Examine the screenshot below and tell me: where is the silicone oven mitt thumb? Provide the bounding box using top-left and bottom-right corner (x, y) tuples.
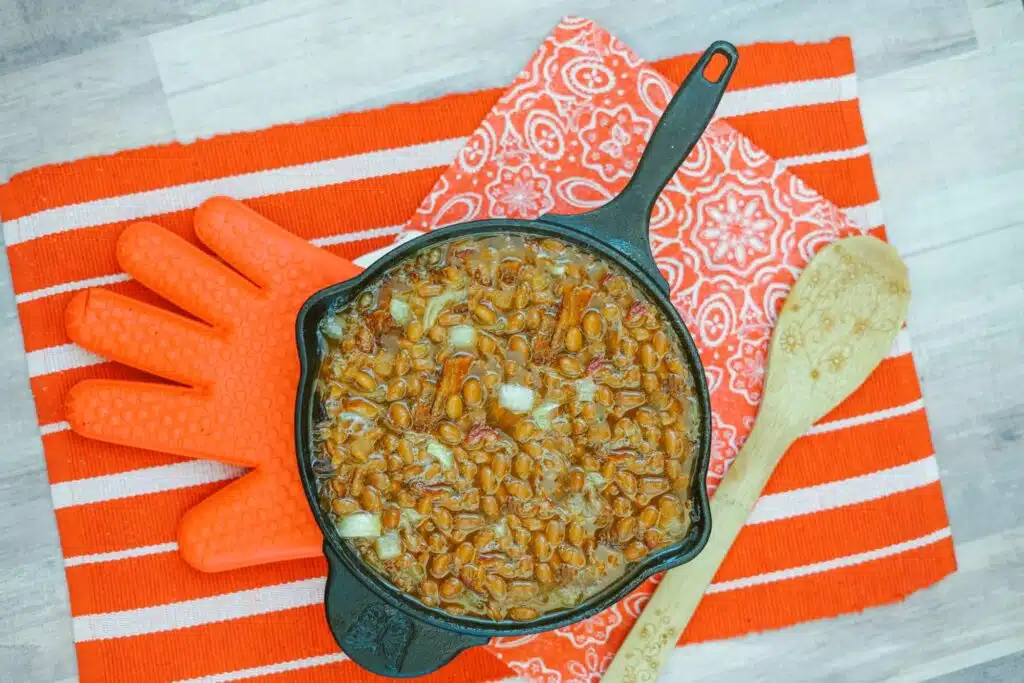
(65, 197), (362, 572)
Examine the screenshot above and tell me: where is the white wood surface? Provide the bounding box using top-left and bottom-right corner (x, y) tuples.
(0, 1), (1021, 681)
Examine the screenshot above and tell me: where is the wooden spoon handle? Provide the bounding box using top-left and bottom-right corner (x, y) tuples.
(601, 422), (793, 683)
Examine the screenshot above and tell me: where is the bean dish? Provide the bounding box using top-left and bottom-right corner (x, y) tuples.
(313, 234), (699, 621)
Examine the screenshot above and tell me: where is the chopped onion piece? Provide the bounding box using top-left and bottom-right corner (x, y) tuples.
(531, 400), (560, 430)
(423, 290), (467, 330)
(449, 324), (477, 348)
(389, 297), (411, 325)
(375, 532), (402, 560)
(401, 508), (424, 527)
(585, 472), (606, 489)
(576, 377), (597, 402)
(426, 439), (455, 470)
(335, 512), (382, 538)
(498, 383), (535, 413)
(321, 315), (344, 340)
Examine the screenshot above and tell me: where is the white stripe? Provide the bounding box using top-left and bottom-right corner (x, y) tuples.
(26, 343), (105, 377)
(807, 399), (925, 436)
(15, 273), (133, 304)
(4, 76), (858, 248)
(706, 527), (951, 593)
(843, 200), (885, 230)
(174, 654), (349, 683)
(714, 73), (857, 119)
(2, 138), (467, 246)
(174, 654), (348, 683)
(747, 456), (939, 524)
(51, 460), (245, 509)
(777, 144), (869, 169)
(309, 223), (404, 247)
(74, 527), (950, 641)
(65, 542), (179, 567)
(73, 577), (325, 642)
(40, 421), (71, 436)
(888, 328), (912, 358)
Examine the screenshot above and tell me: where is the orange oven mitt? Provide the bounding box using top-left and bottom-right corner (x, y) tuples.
(65, 197), (361, 571)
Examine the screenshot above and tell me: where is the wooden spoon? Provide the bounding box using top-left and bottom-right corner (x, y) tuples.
(602, 235), (911, 683)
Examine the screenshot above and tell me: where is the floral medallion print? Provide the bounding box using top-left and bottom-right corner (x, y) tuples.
(566, 648), (615, 683)
(554, 606), (624, 647)
(508, 657), (562, 683)
(401, 16), (864, 681)
(485, 163), (555, 218)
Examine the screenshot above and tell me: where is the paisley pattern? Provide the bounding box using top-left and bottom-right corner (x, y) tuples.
(403, 17), (863, 681)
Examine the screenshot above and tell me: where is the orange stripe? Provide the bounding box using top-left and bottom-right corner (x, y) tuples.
(7, 168), (440, 299)
(655, 38), (854, 92)
(819, 354), (922, 423)
(0, 94), (495, 221)
(74, 606), (509, 683)
(54, 482), (226, 557)
(75, 606), (337, 683)
(718, 482), (950, 581)
(44, 430), (185, 484)
(0, 40), (852, 221)
(726, 100), (867, 160)
(286, 649), (510, 683)
(786, 155), (880, 209)
(766, 411), (935, 494)
(682, 536), (956, 643)
(67, 554), (325, 616)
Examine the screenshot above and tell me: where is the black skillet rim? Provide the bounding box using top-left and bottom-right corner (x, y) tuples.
(295, 217), (713, 638)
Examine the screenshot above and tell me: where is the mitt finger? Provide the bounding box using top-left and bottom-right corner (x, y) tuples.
(178, 468), (322, 572)
(66, 288), (222, 387)
(66, 380), (261, 468)
(193, 196), (360, 290)
(117, 221), (259, 328)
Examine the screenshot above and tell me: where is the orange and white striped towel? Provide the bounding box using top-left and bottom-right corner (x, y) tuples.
(0, 20), (954, 683)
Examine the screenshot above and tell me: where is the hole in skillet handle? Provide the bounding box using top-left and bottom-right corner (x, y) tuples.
(544, 40), (738, 294)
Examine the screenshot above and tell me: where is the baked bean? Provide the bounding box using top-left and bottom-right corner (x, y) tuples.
(513, 527), (532, 549)
(645, 528), (666, 549)
(455, 542), (475, 565)
(331, 498), (359, 516)
(532, 532), (553, 562)
(615, 517), (636, 542)
(478, 333), (497, 355)
(484, 575), (507, 600)
(462, 377), (483, 405)
(567, 521), (585, 547)
(557, 355), (583, 378)
(545, 520), (564, 545)
(369, 472), (390, 491)
(445, 395), (464, 420)
(474, 304), (497, 325)
(623, 540), (648, 562)
(612, 496), (632, 517)
(440, 576), (464, 600)
(565, 327), (583, 353)
(432, 508), (453, 532)
(438, 422), (463, 445)
(640, 505), (659, 528)
(595, 385), (614, 407)
(406, 319), (423, 342)
(567, 469), (585, 492)
(381, 507), (401, 530)
(481, 495), (500, 518)
(506, 311), (527, 334)
(420, 579), (439, 607)
(559, 545), (586, 567)
(658, 495), (682, 526)
(582, 310), (603, 338)
(430, 554), (452, 578)
(505, 478), (532, 500)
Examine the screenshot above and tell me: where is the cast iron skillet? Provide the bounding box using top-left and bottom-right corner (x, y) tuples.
(295, 40), (737, 678)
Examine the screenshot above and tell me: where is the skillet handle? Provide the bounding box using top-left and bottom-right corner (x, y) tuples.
(322, 542), (488, 678)
(549, 41), (738, 293)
